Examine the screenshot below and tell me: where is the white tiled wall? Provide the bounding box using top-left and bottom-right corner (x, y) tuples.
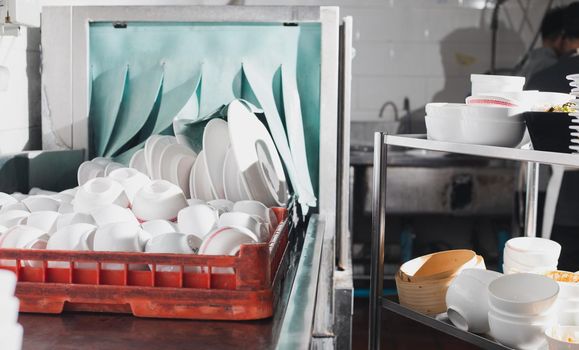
(0, 0), (574, 153)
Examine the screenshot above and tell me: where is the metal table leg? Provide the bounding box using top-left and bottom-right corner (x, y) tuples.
(525, 162), (540, 238)
(369, 132), (387, 350)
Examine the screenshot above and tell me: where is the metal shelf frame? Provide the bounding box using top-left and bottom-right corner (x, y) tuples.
(368, 133), (579, 350)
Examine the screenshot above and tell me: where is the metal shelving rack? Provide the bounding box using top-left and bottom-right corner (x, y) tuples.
(368, 133), (579, 350)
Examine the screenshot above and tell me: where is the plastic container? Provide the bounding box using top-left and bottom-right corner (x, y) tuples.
(0, 208), (289, 320)
(470, 74), (525, 95)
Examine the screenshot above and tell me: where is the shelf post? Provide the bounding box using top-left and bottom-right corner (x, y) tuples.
(369, 132), (387, 350)
(524, 162), (540, 237)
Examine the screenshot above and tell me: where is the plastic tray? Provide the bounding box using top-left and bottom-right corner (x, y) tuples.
(0, 208), (290, 320)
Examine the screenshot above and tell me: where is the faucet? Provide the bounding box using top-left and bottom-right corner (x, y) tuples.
(378, 101), (399, 121)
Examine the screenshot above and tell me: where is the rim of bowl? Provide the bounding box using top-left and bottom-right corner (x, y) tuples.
(488, 273), (559, 305)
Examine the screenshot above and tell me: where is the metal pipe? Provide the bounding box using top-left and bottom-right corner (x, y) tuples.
(369, 132), (387, 350)
(525, 162), (540, 237)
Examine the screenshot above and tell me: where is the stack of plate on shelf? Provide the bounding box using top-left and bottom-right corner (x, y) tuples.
(567, 74), (579, 154)
(394, 249), (485, 316)
(0, 270), (22, 350)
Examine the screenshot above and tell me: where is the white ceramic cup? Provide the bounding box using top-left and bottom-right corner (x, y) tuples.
(233, 200), (275, 234)
(93, 222), (151, 270)
(108, 167), (151, 203)
(22, 196), (60, 212)
(0, 296), (19, 325)
(0, 269), (17, 296)
(73, 177), (130, 214)
(177, 204), (219, 238)
(132, 180), (188, 222)
(26, 211), (61, 235)
(141, 220), (177, 238)
(505, 237), (561, 266)
(46, 223), (97, 268)
(445, 269), (503, 334)
(0, 210), (29, 227)
(77, 160), (105, 186)
(218, 212), (262, 242)
(90, 204), (138, 227)
(145, 233), (201, 272)
(56, 212), (95, 230)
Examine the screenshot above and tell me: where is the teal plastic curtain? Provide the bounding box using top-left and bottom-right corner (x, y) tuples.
(88, 22), (321, 205)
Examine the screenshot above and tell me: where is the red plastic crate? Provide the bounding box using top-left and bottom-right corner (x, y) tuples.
(0, 208), (290, 320)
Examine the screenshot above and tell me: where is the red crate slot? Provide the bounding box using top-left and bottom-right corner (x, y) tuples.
(0, 207), (290, 320)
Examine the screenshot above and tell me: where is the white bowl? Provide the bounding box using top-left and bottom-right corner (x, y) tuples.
(93, 222), (151, 270)
(177, 204), (218, 239)
(425, 115), (525, 147)
(47, 223), (97, 268)
(504, 247), (559, 271)
(132, 180), (187, 222)
(77, 160), (105, 186)
(26, 211), (61, 235)
(73, 178), (129, 214)
(506, 237), (561, 265)
(90, 204), (138, 227)
(0, 193), (18, 210)
(546, 326), (579, 349)
(144, 233), (200, 272)
(108, 167), (151, 203)
(446, 269), (503, 334)
(468, 91), (574, 111)
(141, 219), (177, 237)
(426, 103), (525, 122)
(22, 196), (60, 212)
(218, 212), (262, 242)
(503, 261), (558, 275)
(207, 199), (234, 215)
(0, 210), (29, 227)
(489, 310), (552, 350)
(56, 212), (95, 230)
(488, 273), (559, 315)
(471, 74), (525, 95)
(199, 226), (258, 273)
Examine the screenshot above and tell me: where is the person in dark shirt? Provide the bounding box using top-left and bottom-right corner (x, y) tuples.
(518, 6), (566, 81)
(525, 3), (579, 271)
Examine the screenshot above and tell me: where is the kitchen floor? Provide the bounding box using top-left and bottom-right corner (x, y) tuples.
(352, 298), (479, 350)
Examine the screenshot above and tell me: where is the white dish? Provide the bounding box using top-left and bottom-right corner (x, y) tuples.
(145, 135), (177, 180)
(103, 162), (125, 176)
(446, 269), (503, 334)
(506, 237), (561, 265)
(129, 149), (148, 175)
(108, 167), (151, 203)
(202, 119), (230, 199)
(141, 219), (177, 237)
(191, 151), (217, 201)
(0, 193), (18, 210)
(145, 233), (200, 272)
(0, 225), (49, 267)
(159, 144), (196, 197)
(199, 226), (258, 273)
(0, 210), (29, 227)
(46, 223), (96, 268)
(546, 326), (579, 349)
(90, 204), (138, 226)
(56, 212), (95, 230)
(207, 199), (234, 215)
(0, 202), (28, 214)
(488, 273), (559, 315)
(222, 147), (251, 202)
(227, 100), (288, 207)
(217, 212), (261, 242)
(427, 103), (525, 122)
(93, 222), (151, 270)
(467, 91), (574, 110)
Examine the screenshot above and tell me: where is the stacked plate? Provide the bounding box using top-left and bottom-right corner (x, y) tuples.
(566, 74), (579, 153)
(0, 270), (22, 350)
(395, 249), (485, 316)
(129, 100), (288, 207)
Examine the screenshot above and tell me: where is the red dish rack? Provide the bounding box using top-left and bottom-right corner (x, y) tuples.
(0, 208), (289, 320)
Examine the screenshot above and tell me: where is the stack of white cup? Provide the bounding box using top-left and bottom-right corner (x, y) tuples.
(0, 270), (22, 350)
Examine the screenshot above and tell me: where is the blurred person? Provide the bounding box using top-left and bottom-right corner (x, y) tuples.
(518, 6), (566, 81)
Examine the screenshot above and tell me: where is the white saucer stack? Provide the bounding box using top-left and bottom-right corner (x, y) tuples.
(0, 270), (22, 350)
(566, 74), (579, 153)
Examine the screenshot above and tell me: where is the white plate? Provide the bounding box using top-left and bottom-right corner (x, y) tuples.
(227, 100), (287, 207)
(146, 136), (177, 180)
(202, 119), (230, 199)
(191, 150), (216, 201)
(159, 143), (197, 195)
(223, 147), (251, 202)
(129, 149), (148, 175)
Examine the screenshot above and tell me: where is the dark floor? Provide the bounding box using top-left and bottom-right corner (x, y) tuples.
(352, 298), (480, 350)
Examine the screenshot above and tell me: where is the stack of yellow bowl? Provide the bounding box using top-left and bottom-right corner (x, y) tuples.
(395, 249), (484, 316)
